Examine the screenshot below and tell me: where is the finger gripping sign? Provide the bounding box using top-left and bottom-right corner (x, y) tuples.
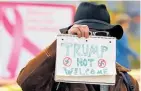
(55, 34), (117, 85)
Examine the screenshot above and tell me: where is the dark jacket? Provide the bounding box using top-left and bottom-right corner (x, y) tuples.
(17, 40), (139, 91)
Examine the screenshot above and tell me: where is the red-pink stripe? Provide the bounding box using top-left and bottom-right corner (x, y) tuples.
(0, 7), (41, 78)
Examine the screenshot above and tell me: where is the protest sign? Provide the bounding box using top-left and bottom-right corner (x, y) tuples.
(55, 34), (116, 85)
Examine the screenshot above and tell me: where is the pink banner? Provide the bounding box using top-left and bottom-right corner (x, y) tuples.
(0, 2), (75, 79)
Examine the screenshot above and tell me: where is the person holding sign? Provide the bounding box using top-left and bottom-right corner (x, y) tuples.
(17, 2), (139, 91)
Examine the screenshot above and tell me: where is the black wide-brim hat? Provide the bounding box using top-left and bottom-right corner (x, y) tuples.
(61, 2), (123, 39)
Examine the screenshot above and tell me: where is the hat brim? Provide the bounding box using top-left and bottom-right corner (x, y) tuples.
(74, 19), (123, 39)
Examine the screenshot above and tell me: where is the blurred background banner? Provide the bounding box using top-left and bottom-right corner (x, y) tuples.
(0, 2), (75, 79)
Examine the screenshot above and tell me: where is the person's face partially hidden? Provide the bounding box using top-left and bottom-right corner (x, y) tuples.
(89, 29), (111, 37)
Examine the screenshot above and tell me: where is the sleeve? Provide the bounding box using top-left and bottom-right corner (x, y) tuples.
(126, 47), (139, 59)
(129, 74), (140, 91)
(117, 35), (139, 60)
(119, 42), (139, 60)
(17, 40), (56, 91)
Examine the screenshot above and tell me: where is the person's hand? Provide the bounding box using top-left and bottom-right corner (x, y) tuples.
(68, 24), (90, 38)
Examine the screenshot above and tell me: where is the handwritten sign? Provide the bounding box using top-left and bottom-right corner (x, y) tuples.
(55, 34), (116, 84)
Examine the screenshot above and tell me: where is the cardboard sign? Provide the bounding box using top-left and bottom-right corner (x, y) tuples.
(0, 2), (75, 79)
(55, 34), (116, 85)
